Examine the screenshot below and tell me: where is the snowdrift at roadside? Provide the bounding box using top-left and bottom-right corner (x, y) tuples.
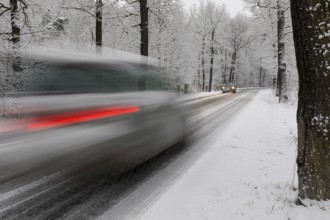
(141, 89), (330, 220)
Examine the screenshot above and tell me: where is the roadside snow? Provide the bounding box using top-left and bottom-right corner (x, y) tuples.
(140, 89), (330, 220)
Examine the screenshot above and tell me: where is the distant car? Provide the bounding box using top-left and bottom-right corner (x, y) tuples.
(221, 83), (237, 93)
(0, 49), (186, 177)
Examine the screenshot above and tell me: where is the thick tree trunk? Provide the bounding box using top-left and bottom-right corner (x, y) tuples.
(95, 0), (102, 55)
(276, 0), (287, 102)
(139, 0), (148, 56)
(291, 0), (330, 200)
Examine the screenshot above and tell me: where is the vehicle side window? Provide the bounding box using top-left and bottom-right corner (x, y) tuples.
(100, 67), (138, 93)
(48, 67), (101, 93)
(146, 73), (162, 90)
(20, 60), (168, 95)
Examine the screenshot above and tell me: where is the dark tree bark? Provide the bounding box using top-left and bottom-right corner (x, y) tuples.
(223, 49), (228, 84)
(201, 35), (206, 92)
(291, 0), (330, 200)
(259, 66), (263, 87)
(10, 0), (20, 46)
(262, 69), (266, 86)
(95, 0), (102, 55)
(276, 0), (287, 102)
(139, 0), (148, 56)
(209, 29), (215, 92)
(10, 0), (22, 73)
(198, 53), (201, 91)
(228, 51), (237, 83)
(137, 0), (149, 91)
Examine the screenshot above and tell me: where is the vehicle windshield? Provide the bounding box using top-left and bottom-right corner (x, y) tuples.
(225, 83), (235, 87)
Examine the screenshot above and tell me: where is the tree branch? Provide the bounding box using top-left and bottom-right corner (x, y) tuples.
(0, 3), (10, 16)
(61, 6), (101, 21)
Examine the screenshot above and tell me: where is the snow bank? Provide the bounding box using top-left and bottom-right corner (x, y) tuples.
(141, 89), (330, 220)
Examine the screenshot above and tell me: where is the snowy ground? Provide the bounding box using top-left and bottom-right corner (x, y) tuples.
(140, 89), (330, 220)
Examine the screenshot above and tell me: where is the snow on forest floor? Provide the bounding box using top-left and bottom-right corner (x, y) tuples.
(140, 89), (330, 220)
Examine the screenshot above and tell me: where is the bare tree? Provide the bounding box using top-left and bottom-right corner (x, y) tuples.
(191, 1), (209, 92)
(191, 1), (228, 91)
(228, 14), (250, 83)
(246, 0), (290, 101)
(207, 3), (226, 92)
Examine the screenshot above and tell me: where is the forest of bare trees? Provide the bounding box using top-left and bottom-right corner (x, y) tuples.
(0, 0), (298, 95)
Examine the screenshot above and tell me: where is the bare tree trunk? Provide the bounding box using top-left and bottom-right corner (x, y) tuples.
(209, 29), (215, 92)
(201, 35), (206, 92)
(229, 52), (237, 83)
(276, 0), (287, 102)
(139, 0), (148, 56)
(137, 0), (149, 91)
(10, 0), (21, 73)
(262, 69), (266, 86)
(259, 66), (263, 87)
(291, 0), (330, 201)
(156, 16), (162, 68)
(95, 0), (102, 55)
(10, 0), (20, 46)
(223, 49), (227, 84)
(198, 53), (201, 91)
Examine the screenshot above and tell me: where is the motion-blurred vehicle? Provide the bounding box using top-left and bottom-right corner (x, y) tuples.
(221, 83), (237, 93)
(0, 49), (186, 178)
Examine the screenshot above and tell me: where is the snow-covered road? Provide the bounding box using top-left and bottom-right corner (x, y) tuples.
(0, 88), (256, 219)
(1, 89), (327, 220)
(96, 89), (258, 220)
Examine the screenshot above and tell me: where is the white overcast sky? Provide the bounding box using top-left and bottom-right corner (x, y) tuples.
(182, 0), (248, 17)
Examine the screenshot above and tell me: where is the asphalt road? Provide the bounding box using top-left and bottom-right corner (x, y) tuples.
(0, 88), (259, 220)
